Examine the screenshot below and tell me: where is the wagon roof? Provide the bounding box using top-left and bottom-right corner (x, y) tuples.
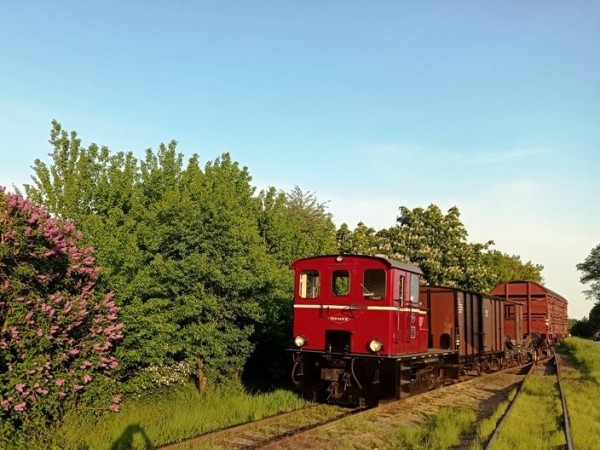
(421, 284), (504, 300)
(492, 279), (568, 304)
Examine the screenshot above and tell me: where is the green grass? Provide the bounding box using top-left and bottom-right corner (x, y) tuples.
(488, 375), (565, 450)
(53, 382), (309, 449)
(467, 389), (517, 450)
(557, 337), (600, 450)
(36, 337), (600, 449)
(310, 405), (478, 450)
(385, 406), (477, 450)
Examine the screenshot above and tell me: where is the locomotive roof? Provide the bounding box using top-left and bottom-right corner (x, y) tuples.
(292, 254), (423, 275)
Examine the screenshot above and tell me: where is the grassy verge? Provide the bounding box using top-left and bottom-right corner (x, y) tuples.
(54, 382), (309, 449)
(557, 337), (600, 450)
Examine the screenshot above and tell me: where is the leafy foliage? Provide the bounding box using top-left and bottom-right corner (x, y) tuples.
(336, 205), (543, 293)
(120, 152), (272, 383)
(571, 244), (600, 336)
(481, 250), (544, 286)
(340, 205), (495, 292)
(0, 188), (122, 445)
(259, 186), (337, 265)
(389, 205), (493, 290)
(576, 243), (600, 302)
(24, 122), (338, 391)
(336, 222), (380, 255)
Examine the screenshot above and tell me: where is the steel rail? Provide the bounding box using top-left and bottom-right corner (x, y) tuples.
(244, 405), (365, 450)
(555, 353), (574, 450)
(156, 403), (357, 450)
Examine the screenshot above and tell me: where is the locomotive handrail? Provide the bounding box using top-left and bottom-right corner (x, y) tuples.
(350, 358), (363, 389)
(344, 303), (367, 311)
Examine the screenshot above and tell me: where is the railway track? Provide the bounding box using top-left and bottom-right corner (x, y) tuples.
(262, 363), (531, 449)
(158, 362), (535, 450)
(157, 403), (362, 450)
(484, 355), (573, 450)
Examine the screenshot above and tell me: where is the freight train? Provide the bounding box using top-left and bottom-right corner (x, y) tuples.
(288, 254), (568, 407)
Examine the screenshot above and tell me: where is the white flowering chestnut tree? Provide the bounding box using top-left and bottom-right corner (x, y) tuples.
(0, 188), (123, 443)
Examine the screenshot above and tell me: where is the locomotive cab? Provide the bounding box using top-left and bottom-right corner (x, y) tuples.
(289, 255), (445, 406)
(291, 255), (427, 356)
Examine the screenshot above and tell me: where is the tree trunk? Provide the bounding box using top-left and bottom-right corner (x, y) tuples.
(195, 359), (208, 393)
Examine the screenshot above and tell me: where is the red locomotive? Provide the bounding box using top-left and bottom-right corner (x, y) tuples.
(289, 254), (565, 406)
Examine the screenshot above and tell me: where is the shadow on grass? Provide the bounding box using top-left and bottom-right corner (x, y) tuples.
(557, 341), (600, 386)
(110, 424), (153, 450)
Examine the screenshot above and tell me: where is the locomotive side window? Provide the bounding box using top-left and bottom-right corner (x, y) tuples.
(394, 275), (405, 303)
(362, 269), (385, 300)
(332, 270), (350, 296)
(410, 273), (420, 304)
(299, 270), (320, 299)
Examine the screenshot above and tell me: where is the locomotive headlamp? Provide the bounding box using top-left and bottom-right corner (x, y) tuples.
(369, 339), (383, 353)
(294, 335), (307, 348)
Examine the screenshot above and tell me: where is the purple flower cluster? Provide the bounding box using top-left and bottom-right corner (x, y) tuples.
(0, 188), (124, 432)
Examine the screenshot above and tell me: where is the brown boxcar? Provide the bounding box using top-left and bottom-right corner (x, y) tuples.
(420, 286), (504, 359)
(491, 280), (568, 340)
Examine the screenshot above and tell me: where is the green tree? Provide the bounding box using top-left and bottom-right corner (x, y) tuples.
(576, 243), (600, 302)
(572, 244), (600, 337)
(567, 318), (578, 333)
(24, 122), (287, 389)
(336, 222), (380, 255)
(481, 250), (544, 288)
(25, 120), (142, 295)
(259, 186), (336, 265)
(378, 204), (493, 291)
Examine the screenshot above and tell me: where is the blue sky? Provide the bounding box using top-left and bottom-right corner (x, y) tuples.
(1, 1), (598, 319)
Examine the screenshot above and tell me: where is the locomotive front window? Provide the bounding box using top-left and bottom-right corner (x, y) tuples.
(362, 269), (385, 300)
(332, 270), (350, 296)
(299, 270), (320, 299)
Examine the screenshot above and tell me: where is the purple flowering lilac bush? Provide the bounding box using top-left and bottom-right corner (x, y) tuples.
(0, 187), (123, 443)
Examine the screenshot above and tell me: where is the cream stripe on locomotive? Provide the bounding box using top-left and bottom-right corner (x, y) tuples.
(293, 304), (427, 313)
